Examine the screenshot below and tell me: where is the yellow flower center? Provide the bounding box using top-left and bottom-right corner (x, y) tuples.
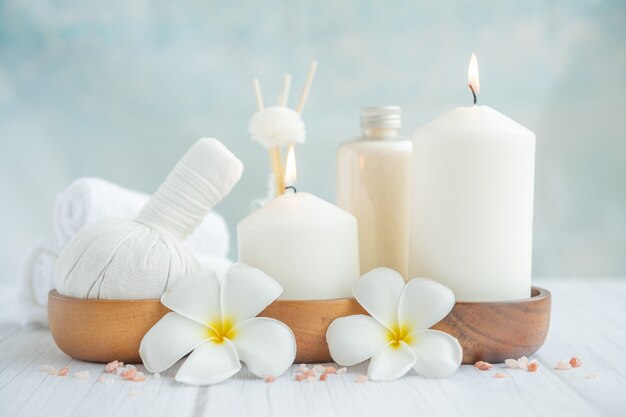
(387, 323), (413, 348)
(206, 318), (237, 343)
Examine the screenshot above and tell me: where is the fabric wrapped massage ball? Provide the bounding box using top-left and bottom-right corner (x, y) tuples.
(53, 138), (243, 300)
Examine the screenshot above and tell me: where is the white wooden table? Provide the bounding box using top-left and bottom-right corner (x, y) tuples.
(1, 278), (625, 417)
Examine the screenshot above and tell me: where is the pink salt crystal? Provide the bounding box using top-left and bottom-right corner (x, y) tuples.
(74, 371), (90, 380)
(325, 366), (337, 374)
(306, 375), (315, 382)
(556, 361), (572, 370)
(336, 367), (347, 375)
(121, 365), (137, 380)
(504, 359), (519, 369)
(97, 376), (106, 382)
(527, 361), (539, 372)
(298, 364), (308, 370)
(319, 373), (328, 381)
(132, 372), (146, 382)
(494, 372), (507, 379)
(58, 367), (69, 376)
(295, 374), (306, 382)
(569, 357), (582, 368)
(474, 361), (493, 371)
(105, 360), (122, 373)
(517, 356), (529, 371)
(355, 374), (368, 383)
(264, 375), (276, 383)
(313, 365), (326, 375)
(303, 370), (315, 378)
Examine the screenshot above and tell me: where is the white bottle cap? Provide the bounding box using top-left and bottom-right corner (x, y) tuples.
(360, 106), (402, 129)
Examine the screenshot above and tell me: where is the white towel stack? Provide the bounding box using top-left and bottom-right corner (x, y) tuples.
(19, 239), (60, 326)
(21, 166), (235, 326)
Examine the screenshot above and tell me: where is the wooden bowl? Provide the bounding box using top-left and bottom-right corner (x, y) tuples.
(432, 287), (551, 363)
(48, 291), (170, 365)
(48, 287), (550, 364)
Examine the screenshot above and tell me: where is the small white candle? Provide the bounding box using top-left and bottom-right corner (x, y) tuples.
(409, 54), (535, 301)
(238, 146), (360, 300)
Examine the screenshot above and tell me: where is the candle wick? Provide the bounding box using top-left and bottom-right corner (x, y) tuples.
(284, 186), (297, 193)
(469, 84), (477, 106)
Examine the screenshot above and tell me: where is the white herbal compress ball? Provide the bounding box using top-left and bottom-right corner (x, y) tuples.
(54, 138), (243, 300)
(248, 106), (305, 148)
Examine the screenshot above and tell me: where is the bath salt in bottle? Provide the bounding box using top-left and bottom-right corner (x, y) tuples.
(336, 106), (412, 278)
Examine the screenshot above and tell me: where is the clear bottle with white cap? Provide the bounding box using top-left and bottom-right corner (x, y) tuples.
(336, 106), (412, 279)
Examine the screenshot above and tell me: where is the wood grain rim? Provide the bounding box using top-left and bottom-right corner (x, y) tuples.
(451, 287), (549, 305)
(48, 286), (550, 307)
(48, 286), (551, 364)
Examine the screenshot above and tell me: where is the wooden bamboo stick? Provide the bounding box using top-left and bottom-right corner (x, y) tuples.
(295, 61), (318, 114)
(269, 147), (284, 195)
(252, 78), (265, 110)
(278, 74), (292, 107)
(253, 78), (284, 197)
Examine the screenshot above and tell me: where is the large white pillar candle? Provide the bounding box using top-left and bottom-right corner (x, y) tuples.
(238, 147), (360, 300)
(409, 55), (535, 301)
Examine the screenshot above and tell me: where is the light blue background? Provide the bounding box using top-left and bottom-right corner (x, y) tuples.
(1, 0), (624, 283)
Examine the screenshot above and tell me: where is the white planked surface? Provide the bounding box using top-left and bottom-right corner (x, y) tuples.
(1, 278), (625, 417)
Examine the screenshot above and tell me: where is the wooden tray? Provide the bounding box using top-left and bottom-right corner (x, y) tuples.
(48, 287), (550, 365)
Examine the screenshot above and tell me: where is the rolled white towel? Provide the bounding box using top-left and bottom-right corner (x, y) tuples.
(183, 212), (229, 259)
(53, 177), (147, 247)
(19, 239), (60, 327)
(195, 255), (232, 282)
(53, 177), (230, 258)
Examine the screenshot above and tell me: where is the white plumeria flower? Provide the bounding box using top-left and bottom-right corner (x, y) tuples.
(326, 268), (462, 381)
(139, 264), (296, 385)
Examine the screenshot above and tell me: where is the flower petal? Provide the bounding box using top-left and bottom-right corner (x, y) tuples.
(326, 314), (390, 366)
(397, 278), (455, 331)
(229, 317), (296, 378)
(175, 339), (241, 385)
(408, 329), (463, 378)
(221, 263), (282, 324)
(353, 268), (405, 329)
(161, 270), (221, 327)
(367, 341), (416, 381)
(139, 312), (210, 373)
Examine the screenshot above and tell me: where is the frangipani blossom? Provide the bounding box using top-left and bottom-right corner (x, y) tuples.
(139, 264), (296, 385)
(326, 268), (462, 381)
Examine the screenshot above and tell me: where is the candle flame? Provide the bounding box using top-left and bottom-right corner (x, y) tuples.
(284, 145), (297, 186)
(468, 53), (480, 94)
